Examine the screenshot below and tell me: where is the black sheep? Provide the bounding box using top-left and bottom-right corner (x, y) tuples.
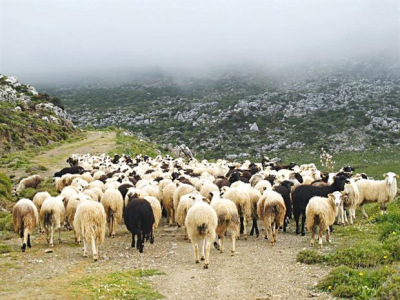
(273, 180), (294, 232)
(292, 175), (348, 236)
(123, 197), (155, 253)
(54, 166), (84, 177)
(118, 183), (134, 203)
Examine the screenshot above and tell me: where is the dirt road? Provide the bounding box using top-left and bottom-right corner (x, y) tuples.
(0, 221), (333, 300)
(30, 131), (116, 177)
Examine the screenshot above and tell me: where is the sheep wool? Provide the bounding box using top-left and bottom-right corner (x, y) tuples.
(13, 199), (39, 252)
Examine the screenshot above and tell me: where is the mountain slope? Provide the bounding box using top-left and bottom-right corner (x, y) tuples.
(0, 75), (78, 152)
(41, 57), (400, 160)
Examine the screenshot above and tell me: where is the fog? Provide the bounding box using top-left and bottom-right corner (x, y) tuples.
(1, 0), (398, 83)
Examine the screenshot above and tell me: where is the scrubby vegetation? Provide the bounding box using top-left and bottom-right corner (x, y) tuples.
(72, 269), (165, 299)
(297, 199), (400, 299)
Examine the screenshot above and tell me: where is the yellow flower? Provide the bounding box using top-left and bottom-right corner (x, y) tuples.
(393, 231), (397, 235)
(359, 272), (364, 276)
(384, 255), (388, 259)
(328, 286), (332, 290)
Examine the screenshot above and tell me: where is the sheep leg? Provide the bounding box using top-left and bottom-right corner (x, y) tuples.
(150, 229), (154, 244)
(294, 212), (300, 235)
(318, 223), (323, 248)
(239, 217), (244, 234)
(204, 241), (211, 269)
(50, 226), (54, 247)
(21, 228), (29, 252)
(326, 228), (331, 244)
(131, 233), (136, 248)
(58, 227), (62, 243)
(137, 231), (142, 252)
(111, 215), (115, 238)
(46, 227), (50, 244)
(273, 222), (277, 242)
(27, 233), (31, 248)
(243, 217), (248, 240)
(268, 224), (274, 245)
(310, 224), (315, 247)
(380, 203), (387, 215)
(301, 214), (306, 236)
(184, 227), (188, 241)
(83, 238), (88, 257)
(200, 239), (205, 261)
(92, 236), (98, 261)
(193, 243), (200, 263)
(219, 235), (224, 253)
(169, 208), (174, 226)
(349, 208), (354, 225)
(361, 204), (369, 218)
(231, 231), (236, 255)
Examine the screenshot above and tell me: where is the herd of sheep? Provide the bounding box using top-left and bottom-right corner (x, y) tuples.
(12, 153), (398, 269)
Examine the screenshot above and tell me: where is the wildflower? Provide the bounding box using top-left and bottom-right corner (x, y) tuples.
(393, 231), (397, 235)
(328, 286), (332, 290)
(384, 255), (388, 259)
(359, 272), (364, 276)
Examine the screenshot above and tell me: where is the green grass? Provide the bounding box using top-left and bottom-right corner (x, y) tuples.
(72, 269), (165, 299)
(0, 213), (13, 232)
(297, 199), (400, 299)
(0, 172), (12, 200)
(112, 129), (168, 157)
(0, 244), (12, 254)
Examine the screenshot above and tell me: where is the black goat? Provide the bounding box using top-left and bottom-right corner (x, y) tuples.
(273, 181), (294, 232)
(54, 166), (84, 177)
(292, 175), (348, 236)
(123, 196), (155, 253)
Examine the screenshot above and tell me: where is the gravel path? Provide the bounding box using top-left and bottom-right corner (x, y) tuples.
(0, 220), (334, 299)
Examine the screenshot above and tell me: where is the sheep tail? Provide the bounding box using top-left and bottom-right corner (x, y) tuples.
(44, 211), (52, 227)
(314, 214), (320, 225)
(231, 212), (239, 227)
(20, 220), (24, 238)
(273, 205), (278, 216)
(197, 223), (208, 234)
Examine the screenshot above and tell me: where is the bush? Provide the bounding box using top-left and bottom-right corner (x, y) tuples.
(317, 266), (395, 299)
(296, 249), (324, 264)
(0, 213), (13, 231)
(0, 244), (12, 254)
(0, 172), (12, 200)
(377, 273), (400, 300)
(18, 188), (36, 200)
(326, 240), (392, 268)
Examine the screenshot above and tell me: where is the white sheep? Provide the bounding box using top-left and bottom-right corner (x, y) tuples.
(176, 193), (201, 239)
(40, 196), (66, 247)
(32, 191), (51, 233)
(185, 198), (218, 269)
(200, 182), (219, 201)
(356, 172), (398, 218)
(306, 192), (342, 248)
(254, 180), (272, 194)
(338, 180), (360, 225)
(161, 182), (177, 226)
(221, 187), (251, 240)
(66, 193), (91, 242)
(12, 199), (39, 252)
(257, 189), (286, 246)
(173, 184), (196, 214)
(144, 196), (162, 229)
(73, 200), (106, 261)
(100, 188), (124, 238)
(210, 191), (239, 254)
(55, 174), (73, 193)
(15, 175), (42, 195)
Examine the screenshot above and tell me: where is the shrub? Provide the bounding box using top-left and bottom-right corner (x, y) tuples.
(0, 172), (12, 200)
(296, 250), (324, 264)
(0, 213), (13, 231)
(18, 188), (36, 200)
(317, 266), (394, 299)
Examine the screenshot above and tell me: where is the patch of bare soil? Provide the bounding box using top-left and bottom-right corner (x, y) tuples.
(0, 219), (334, 300)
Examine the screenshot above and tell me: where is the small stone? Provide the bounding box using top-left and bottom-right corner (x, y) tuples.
(45, 249), (53, 253)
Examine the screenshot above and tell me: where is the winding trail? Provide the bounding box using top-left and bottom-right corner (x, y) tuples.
(30, 131), (116, 177)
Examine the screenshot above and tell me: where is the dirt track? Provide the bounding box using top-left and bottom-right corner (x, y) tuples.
(0, 131), (334, 299)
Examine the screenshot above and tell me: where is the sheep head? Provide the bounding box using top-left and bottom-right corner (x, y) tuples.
(384, 172), (397, 185)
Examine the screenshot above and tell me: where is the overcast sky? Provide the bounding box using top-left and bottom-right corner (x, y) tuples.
(0, 0), (399, 83)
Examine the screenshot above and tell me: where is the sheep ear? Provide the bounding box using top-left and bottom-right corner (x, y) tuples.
(397, 174), (399, 179)
(263, 186), (267, 190)
(383, 173), (387, 178)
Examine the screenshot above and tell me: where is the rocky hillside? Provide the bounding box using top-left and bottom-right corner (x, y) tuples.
(41, 57), (400, 160)
(0, 75), (77, 152)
